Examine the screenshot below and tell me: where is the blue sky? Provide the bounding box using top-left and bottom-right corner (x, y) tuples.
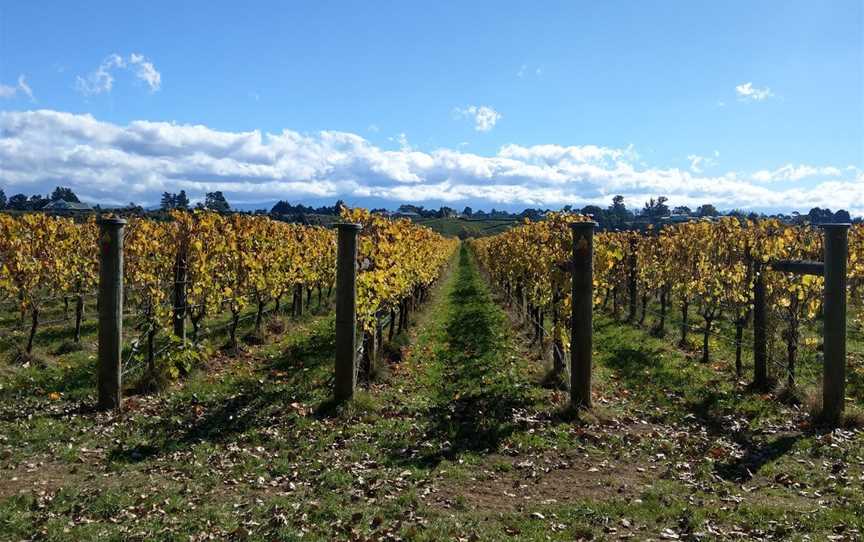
(1, 1), (862, 212)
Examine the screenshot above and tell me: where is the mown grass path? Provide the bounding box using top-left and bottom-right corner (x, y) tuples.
(400, 244), (545, 466)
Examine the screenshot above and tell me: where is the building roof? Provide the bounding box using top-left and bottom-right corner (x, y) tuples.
(43, 200), (93, 211)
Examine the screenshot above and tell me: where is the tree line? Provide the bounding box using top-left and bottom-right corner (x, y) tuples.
(0, 186), (857, 227)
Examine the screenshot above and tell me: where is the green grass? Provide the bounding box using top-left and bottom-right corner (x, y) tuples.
(412, 216), (517, 237)
(1, 245), (863, 540)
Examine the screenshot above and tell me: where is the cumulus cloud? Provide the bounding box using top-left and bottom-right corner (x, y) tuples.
(686, 151), (719, 173)
(751, 164), (845, 183)
(735, 82), (773, 102)
(0, 75), (35, 101)
(0, 109), (862, 214)
(455, 105), (502, 132)
(76, 53), (162, 95)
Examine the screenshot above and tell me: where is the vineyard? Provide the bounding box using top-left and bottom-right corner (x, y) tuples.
(1, 210), (864, 540)
(472, 215), (864, 412)
(0, 209), (455, 395)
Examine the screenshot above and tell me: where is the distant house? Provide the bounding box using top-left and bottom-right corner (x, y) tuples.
(661, 214), (692, 225)
(42, 200), (93, 215)
(393, 211), (420, 219)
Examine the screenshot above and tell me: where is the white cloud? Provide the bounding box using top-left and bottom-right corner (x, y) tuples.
(16, 76), (34, 101)
(686, 151), (719, 173)
(517, 64), (542, 79)
(455, 105), (502, 132)
(128, 53), (161, 91)
(0, 109), (862, 214)
(735, 82), (773, 102)
(0, 74), (36, 101)
(76, 53), (162, 95)
(0, 84), (17, 99)
(752, 163), (846, 183)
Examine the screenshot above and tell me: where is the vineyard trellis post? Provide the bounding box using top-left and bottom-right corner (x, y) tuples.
(335, 222), (361, 401)
(97, 217), (126, 411)
(570, 221), (597, 409)
(822, 223), (849, 425)
(173, 242), (188, 343)
(752, 263), (768, 390)
(769, 223), (849, 425)
(627, 236), (637, 322)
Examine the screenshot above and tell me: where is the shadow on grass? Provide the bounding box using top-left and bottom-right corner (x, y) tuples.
(392, 245), (536, 468)
(108, 318), (336, 464)
(603, 339), (806, 482)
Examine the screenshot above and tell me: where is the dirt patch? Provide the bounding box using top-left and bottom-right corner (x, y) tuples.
(425, 453), (656, 513)
(0, 460), (81, 499)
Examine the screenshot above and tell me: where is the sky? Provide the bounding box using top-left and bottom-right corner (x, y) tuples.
(0, 0), (862, 213)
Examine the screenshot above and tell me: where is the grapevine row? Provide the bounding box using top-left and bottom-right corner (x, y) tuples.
(0, 209), (455, 382)
(471, 215), (864, 389)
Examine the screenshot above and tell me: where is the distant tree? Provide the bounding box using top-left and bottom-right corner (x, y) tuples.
(519, 208), (543, 221)
(608, 195), (634, 227)
(125, 202), (144, 215)
(8, 193), (28, 210)
(642, 196), (670, 220)
(580, 205), (605, 221)
(807, 207), (837, 225)
(696, 204), (719, 217)
(562, 205), (573, 213)
(462, 206), (473, 217)
(29, 194), (49, 210)
(672, 205), (691, 216)
(204, 191), (230, 213)
(835, 209), (852, 223)
(271, 200), (303, 215)
(437, 206), (456, 218)
(160, 192), (177, 211)
(50, 186), (80, 203)
(176, 190), (190, 210)
(0, 188), (6, 210)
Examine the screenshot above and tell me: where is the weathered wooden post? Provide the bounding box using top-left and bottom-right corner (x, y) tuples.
(335, 222), (361, 401)
(97, 217), (126, 411)
(570, 221), (596, 409)
(627, 237), (638, 322)
(172, 242), (187, 343)
(822, 223), (849, 425)
(752, 263), (769, 390)
(769, 223), (850, 425)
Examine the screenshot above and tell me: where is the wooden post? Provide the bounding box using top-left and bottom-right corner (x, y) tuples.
(172, 243), (187, 343)
(335, 223), (361, 401)
(570, 221), (596, 409)
(752, 263), (768, 390)
(822, 223), (849, 424)
(97, 217), (126, 411)
(627, 237), (637, 322)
